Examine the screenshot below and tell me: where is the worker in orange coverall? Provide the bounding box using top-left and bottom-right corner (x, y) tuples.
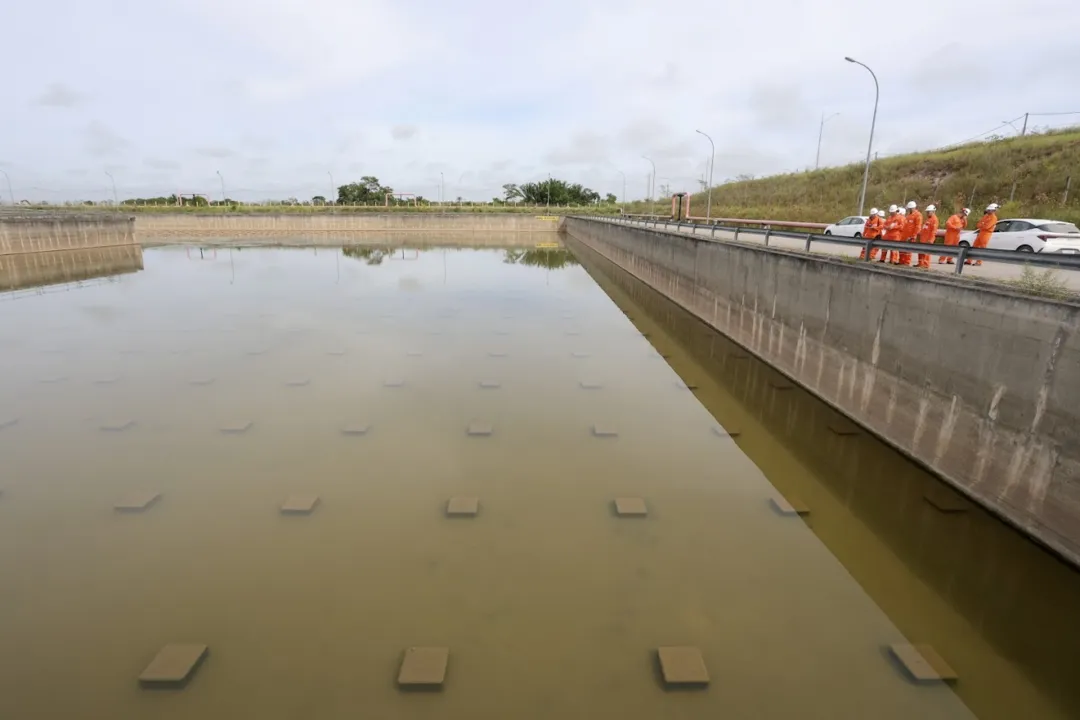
(900, 201), (922, 267)
(881, 205), (903, 263)
(858, 208), (884, 260)
(971, 203), (999, 266)
(939, 208), (970, 264)
(916, 204), (939, 269)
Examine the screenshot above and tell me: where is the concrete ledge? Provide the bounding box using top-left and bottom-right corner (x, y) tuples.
(565, 217), (1080, 566)
(0, 212), (136, 255)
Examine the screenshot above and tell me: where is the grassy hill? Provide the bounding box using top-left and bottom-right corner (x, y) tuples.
(670, 128), (1080, 225)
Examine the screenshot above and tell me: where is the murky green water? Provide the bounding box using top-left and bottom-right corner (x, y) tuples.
(0, 240), (1070, 719)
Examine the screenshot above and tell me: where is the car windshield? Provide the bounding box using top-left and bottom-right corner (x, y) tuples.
(1038, 222), (1080, 234)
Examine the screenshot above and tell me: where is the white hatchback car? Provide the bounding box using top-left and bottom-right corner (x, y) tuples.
(823, 216), (870, 237)
(958, 218), (1080, 254)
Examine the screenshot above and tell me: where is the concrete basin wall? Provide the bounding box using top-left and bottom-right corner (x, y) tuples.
(0, 213), (136, 254)
(565, 216), (1080, 565)
(136, 212), (565, 240)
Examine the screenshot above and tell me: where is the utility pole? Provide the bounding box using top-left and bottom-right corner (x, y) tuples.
(1021, 113), (1029, 136)
(642, 156), (656, 214)
(845, 57), (879, 217)
(616, 169), (626, 205)
(815, 112), (839, 170)
(104, 170), (118, 205)
(215, 170), (226, 204)
(0, 169), (13, 205)
(328, 171), (334, 204)
(695, 130), (715, 221)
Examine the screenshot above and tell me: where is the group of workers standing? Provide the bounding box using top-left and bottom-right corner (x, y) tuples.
(857, 202), (999, 268)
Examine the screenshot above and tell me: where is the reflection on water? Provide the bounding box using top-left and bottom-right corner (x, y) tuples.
(0, 245), (143, 295)
(0, 244), (976, 719)
(573, 237), (1080, 720)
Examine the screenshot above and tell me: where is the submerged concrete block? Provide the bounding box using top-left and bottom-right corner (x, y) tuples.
(0, 417), (19, 430)
(591, 425), (618, 438)
(446, 497), (479, 517)
(284, 378), (311, 387)
(712, 425), (741, 438)
(115, 492), (161, 512)
(614, 497), (647, 517)
(383, 379), (406, 388)
(770, 496), (810, 516)
(139, 644), (208, 687)
(340, 423), (371, 436)
(579, 381), (603, 390)
(467, 422), (493, 437)
(187, 377), (216, 386)
(100, 420), (136, 432)
(281, 495), (319, 514)
(220, 421), (254, 434)
(889, 644), (957, 682)
(657, 647), (709, 687)
(397, 647), (449, 687)
(478, 381), (501, 390)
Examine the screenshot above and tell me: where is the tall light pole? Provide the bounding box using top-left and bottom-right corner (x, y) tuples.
(815, 112), (840, 170)
(641, 155), (656, 214)
(0, 169), (13, 205)
(695, 130), (715, 221)
(845, 56), (878, 217)
(616, 169), (626, 205)
(440, 171), (444, 206)
(104, 170), (118, 205)
(328, 171), (335, 204)
(215, 170), (226, 205)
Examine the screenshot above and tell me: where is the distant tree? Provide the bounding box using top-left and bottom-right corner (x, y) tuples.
(605, 193), (617, 204)
(312, 195), (327, 205)
(516, 178), (600, 205)
(337, 176), (393, 205)
(502, 183), (523, 202)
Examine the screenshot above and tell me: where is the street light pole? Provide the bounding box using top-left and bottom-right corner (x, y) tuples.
(0, 169), (13, 205)
(815, 112), (839, 170)
(328, 171), (334, 204)
(104, 170), (118, 206)
(616, 169), (626, 205)
(695, 130), (715, 221)
(845, 57), (878, 217)
(642, 155), (656, 214)
(215, 170), (226, 205)
(440, 172), (444, 207)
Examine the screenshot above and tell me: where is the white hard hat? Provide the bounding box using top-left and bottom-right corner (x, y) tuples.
(899, 208), (906, 215)
(926, 204), (936, 212)
(905, 201), (917, 210)
(877, 210), (886, 217)
(869, 207), (879, 216)
(962, 208), (971, 215)
(888, 204), (898, 213)
(986, 203), (999, 211)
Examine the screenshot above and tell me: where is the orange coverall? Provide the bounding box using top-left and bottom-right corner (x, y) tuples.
(882, 213), (903, 263)
(858, 215), (885, 260)
(973, 211), (997, 266)
(916, 213), (939, 269)
(939, 213), (967, 264)
(900, 209), (922, 266)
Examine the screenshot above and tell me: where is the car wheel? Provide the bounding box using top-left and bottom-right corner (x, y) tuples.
(824, 230), (832, 235)
(958, 241), (970, 248)
(1017, 245), (1033, 253)
(854, 232), (862, 238)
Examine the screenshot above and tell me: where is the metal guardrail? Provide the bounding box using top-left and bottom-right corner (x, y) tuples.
(597, 216), (1080, 276)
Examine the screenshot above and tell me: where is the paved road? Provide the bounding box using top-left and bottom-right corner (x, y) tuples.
(624, 220), (1080, 292)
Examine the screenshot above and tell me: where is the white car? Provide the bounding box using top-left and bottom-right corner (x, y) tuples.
(958, 218), (1080, 254)
(823, 216), (870, 237)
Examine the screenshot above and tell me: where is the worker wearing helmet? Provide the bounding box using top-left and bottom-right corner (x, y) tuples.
(859, 208), (885, 261)
(900, 200), (921, 267)
(971, 203), (999, 266)
(916, 204), (939, 269)
(939, 208), (970, 264)
(881, 205), (903, 263)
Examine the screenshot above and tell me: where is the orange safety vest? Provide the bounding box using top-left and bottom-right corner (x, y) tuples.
(883, 214), (903, 241)
(976, 212), (997, 244)
(944, 214), (967, 244)
(863, 215), (884, 239)
(903, 210), (923, 240)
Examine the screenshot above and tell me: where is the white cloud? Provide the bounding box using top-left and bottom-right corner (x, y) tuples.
(34, 82), (86, 108)
(83, 121), (129, 157)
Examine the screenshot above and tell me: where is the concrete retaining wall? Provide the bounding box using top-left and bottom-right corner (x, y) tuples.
(136, 213), (564, 240)
(565, 217), (1080, 565)
(0, 213), (136, 255)
(0, 245), (144, 292)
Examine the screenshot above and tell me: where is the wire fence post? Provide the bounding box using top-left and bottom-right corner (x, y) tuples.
(1064, 175), (1072, 206)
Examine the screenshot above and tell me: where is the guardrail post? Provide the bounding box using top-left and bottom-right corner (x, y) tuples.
(711, 223), (716, 238)
(955, 246), (967, 275)
(734, 227), (740, 242)
(804, 233), (813, 252)
(764, 227), (771, 246)
(862, 238), (874, 260)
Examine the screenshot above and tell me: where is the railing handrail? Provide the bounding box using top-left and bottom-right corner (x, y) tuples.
(578, 215), (1080, 277)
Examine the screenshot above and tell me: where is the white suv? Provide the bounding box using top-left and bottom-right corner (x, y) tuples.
(823, 216), (870, 238)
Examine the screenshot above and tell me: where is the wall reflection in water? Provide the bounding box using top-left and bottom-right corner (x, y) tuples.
(574, 238), (1080, 720)
(0, 246), (144, 296)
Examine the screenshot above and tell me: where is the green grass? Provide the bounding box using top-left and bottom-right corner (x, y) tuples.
(1003, 266), (1076, 300)
(629, 127), (1080, 225)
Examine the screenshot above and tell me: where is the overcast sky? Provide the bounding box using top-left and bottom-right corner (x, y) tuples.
(2, 0), (1078, 203)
